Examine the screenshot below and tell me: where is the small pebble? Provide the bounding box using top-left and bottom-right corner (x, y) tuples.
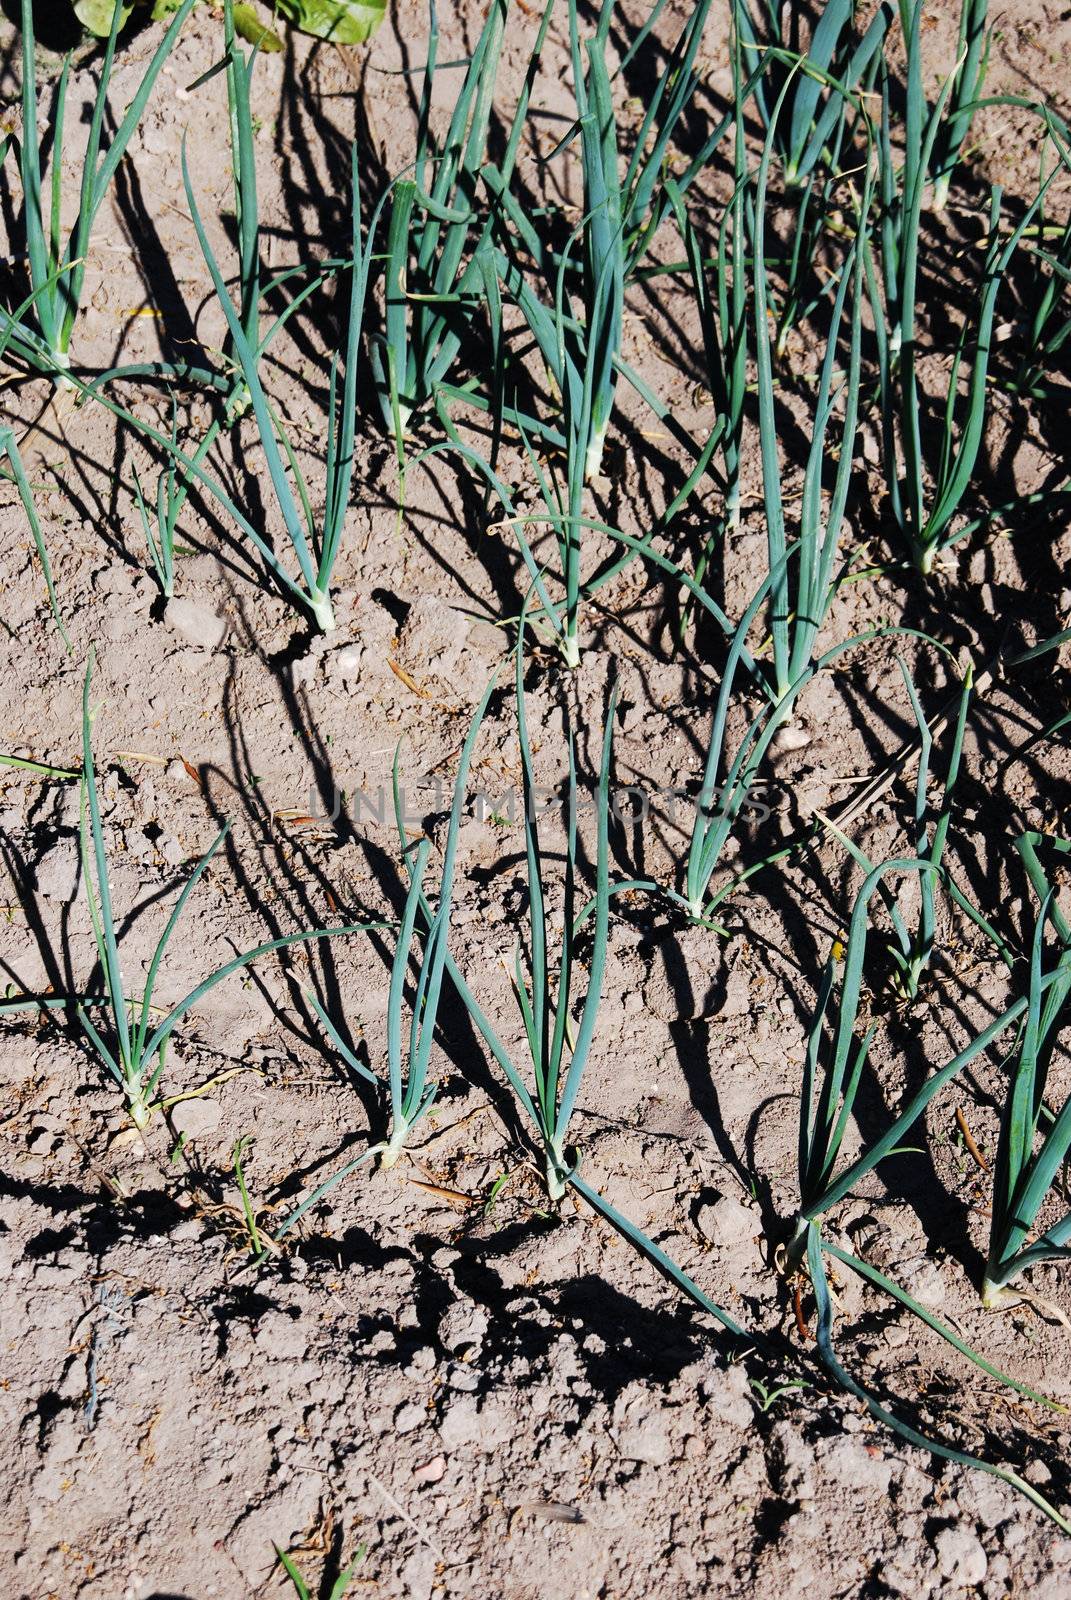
(412, 1454), (447, 1485)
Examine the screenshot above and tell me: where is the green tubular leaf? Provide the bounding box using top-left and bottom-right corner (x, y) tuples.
(578, 23), (623, 480)
(49, 59), (69, 282)
(131, 459), (161, 589)
(0, 753), (77, 779)
(179, 141), (319, 603)
(388, 838), (431, 1128)
(412, 0), (440, 193)
(996, 1231), (1071, 1284)
(1015, 830), (1071, 943)
(276, 1548), (312, 1600)
(133, 824), (231, 1062)
(818, 1023), (876, 1197)
(232, 1135), (261, 1254)
(381, 180), (417, 430)
(320, 143), (369, 587)
(64, 0), (197, 353)
(807, 1224), (1071, 1534)
(554, 682), (617, 1144)
(513, 938), (543, 1101)
(77, 1002), (124, 1087)
(799, 955), (834, 1187)
(792, 3), (892, 183)
(571, 1172), (748, 1340)
(305, 988), (380, 1088)
(752, 67), (800, 694)
(516, 597), (551, 1131)
(2, 431), (69, 650)
(992, 931), (1071, 1280)
(823, 1239), (1064, 1410)
(808, 963), (1071, 1219)
(546, 730), (578, 1113)
(274, 0), (386, 45)
(893, 19), (966, 558)
(224, 0), (261, 348)
(140, 922), (388, 1068)
(19, 0), (58, 352)
(0, 993), (104, 1015)
(930, 0), (990, 195)
(786, 0), (851, 172)
(900, 658), (936, 953)
(81, 653), (132, 1078)
(989, 986), (1038, 1273)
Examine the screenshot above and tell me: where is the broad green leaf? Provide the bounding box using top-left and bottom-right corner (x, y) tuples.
(233, 3), (284, 50)
(75, 0), (132, 35)
(274, 0), (386, 46)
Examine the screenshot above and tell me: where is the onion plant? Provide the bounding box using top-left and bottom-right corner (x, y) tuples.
(180, 139), (371, 630)
(790, 856), (1037, 1239)
(735, 0), (891, 185)
(792, 857), (1071, 1531)
(131, 0), (264, 598)
(753, 77), (874, 701)
(392, 610), (747, 1339)
(805, 1228), (1071, 1533)
(817, 659), (973, 1000)
(305, 676), (496, 1171)
(678, 563), (915, 926)
(792, 860), (1070, 1389)
(373, 0), (720, 464)
(59, 653), (377, 1127)
(277, 1545), (364, 1600)
(1011, 155), (1071, 399)
(982, 833), (1071, 1309)
(679, 115), (929, 931)
(475, 1), (625, 665)
(867, 37), (1060, 573)
(472, 615), (614, 1201)
(911, 0), (990, 211)
(2, 0), (195, 381)
(373, 0), (513, 439)
(662, 21), (748, 534)
(471, 4), (771, 661)
(255, 680), (496, 1257)
(615, 0), (717, 265)
(478, 238), (727, 663)
(1, 426), (68, 649)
